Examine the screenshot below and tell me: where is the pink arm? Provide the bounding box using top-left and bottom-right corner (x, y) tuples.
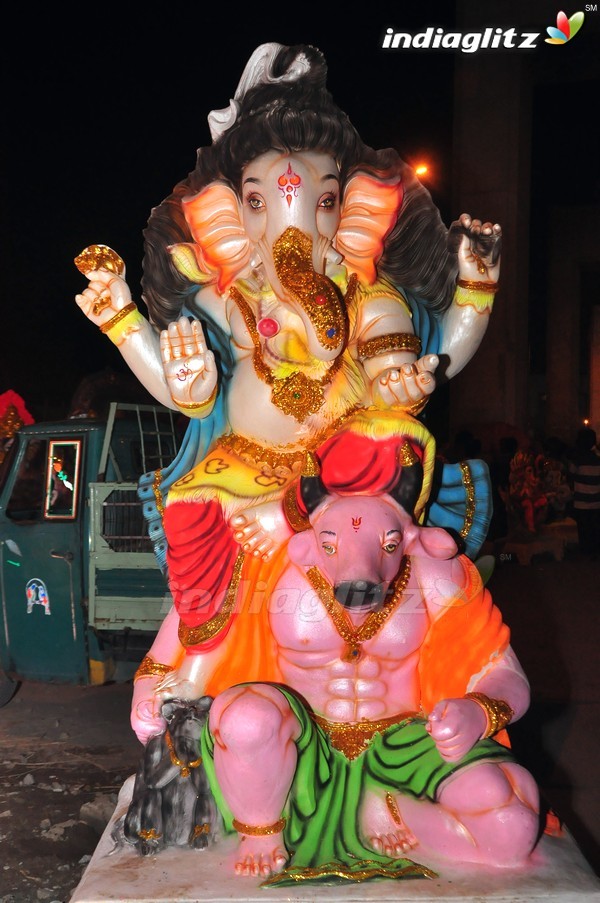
(130, 606), (185, 744)
(428, 648), (530, 762)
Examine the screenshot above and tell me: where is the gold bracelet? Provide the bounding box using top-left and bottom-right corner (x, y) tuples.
(99, 302), (138, 333)
(105, 308), (145, 346)
(232, 816), (286, 836)
(465, 692), (514, 738)
(457, 279), (499, 293)
(174, 385), (218, 414)
(134, 654), (175, 682)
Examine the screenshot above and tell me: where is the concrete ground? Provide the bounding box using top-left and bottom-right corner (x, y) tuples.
(0, 545), (598, 902)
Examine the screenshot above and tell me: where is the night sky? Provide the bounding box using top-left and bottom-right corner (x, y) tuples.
(2, 3), (598, 421)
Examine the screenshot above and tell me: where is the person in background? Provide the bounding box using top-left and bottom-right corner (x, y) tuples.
(567, 427), (600, 559)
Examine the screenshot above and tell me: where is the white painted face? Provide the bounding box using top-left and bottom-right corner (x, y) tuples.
(240, 150), (341, 275)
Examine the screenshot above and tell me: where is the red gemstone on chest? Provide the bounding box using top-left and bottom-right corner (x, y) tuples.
(257, 317), (280, 337)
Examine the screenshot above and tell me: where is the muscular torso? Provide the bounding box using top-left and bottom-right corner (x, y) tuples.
(269, 567), (431, 722)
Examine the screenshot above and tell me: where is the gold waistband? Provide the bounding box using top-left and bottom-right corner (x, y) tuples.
(310, 711), (419, 761)
(217, 432), (307, 475)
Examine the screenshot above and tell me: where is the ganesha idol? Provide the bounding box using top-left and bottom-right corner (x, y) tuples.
(72, 43), (538, 882)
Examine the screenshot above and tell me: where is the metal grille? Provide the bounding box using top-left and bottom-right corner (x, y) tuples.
(100, 489), (153, 553)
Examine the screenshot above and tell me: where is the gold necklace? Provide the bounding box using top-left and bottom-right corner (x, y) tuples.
(164, 729), (202, 778)
(229, 277), (357, 423)
(306, 556), (411, 663)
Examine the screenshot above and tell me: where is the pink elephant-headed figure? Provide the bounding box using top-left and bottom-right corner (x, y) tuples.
(198, 414), (540, 882)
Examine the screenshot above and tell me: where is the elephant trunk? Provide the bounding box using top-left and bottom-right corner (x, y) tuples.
(272, 227), (347, 358)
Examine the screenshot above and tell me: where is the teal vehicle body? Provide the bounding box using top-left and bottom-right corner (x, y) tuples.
(0, 403), (180, 685)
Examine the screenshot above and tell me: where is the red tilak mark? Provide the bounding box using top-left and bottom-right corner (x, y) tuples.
(278, 162), (301, 207)
(352, 517), (362, 532)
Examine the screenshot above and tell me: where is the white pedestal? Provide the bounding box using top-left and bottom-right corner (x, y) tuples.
(71, 776), (600, 903)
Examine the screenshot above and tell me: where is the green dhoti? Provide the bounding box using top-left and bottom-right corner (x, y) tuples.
(200, 685), (514, 886)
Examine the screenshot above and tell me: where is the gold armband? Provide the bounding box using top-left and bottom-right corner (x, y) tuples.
(134, 655), (175, 682)
(173, 385), (218, 416)
(100, 303), (145, 345)
(357, 332), (422, 360)
(465, 692), (514, 738)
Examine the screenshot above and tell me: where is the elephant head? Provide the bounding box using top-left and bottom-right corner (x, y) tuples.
(168, 150), (403, 361)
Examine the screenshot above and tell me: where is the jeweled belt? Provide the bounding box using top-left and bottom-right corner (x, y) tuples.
(310, 711), (420, 761)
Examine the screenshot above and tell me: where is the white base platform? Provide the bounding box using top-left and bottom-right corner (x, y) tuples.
(71, 776), (600, 903)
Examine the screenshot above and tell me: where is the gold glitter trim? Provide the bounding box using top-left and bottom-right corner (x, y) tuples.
(134, 655), (174, 682)
(312, 711), (419, 761)
(164, 729), (202, 778)
(385, 791), (404, 826)
(178, 550), (244, 647)
(192, 823), (211, 838)
(306, 556), (411, 664)
(217, 433), (306, 474)
(283, 484), (310, 533)
(458, 461), (475, 539)
(301, 451), (321, 477)
(465, 692), (514, 738)
(457, 279), (499, 293)
(357, 332), (422, 360)
(399, 440), (419, 467)
(232, 816), (286, 836)
(153, 468), (165, 518)
(99, 302), (137, 333)
(261, 859), (436, 885)
(272, 226), (347, 351)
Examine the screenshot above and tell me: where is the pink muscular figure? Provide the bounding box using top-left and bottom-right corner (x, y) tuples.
(203, 428), (540, 878)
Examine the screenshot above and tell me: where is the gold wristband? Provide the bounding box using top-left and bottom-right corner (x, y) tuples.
(102, 305), (145, 346)
(465, 692), (514, 738)
(173, 385), (218, 414)
(457, 279), (499, 293)
(134, 655), (175, 682)
(99, 302), (138, 333)
(232, 816), (286, 836)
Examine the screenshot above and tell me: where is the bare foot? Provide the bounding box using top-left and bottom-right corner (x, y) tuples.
(234, 832), (288, 877)
(156, 675), (199, 701)
(155, 647), (222, 701)
(229, 501), (292, 561)
(361, 791), (419, 857)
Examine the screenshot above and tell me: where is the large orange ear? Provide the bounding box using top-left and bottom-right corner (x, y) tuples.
(170, 183), (250, 293)
(335, 174), (403, 284)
